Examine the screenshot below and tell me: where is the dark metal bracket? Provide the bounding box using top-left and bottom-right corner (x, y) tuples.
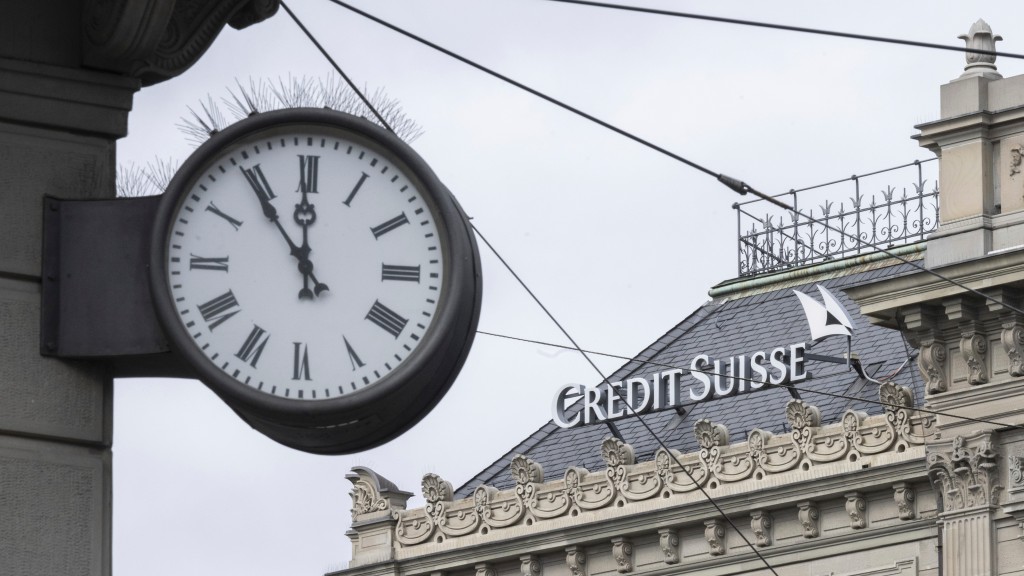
(40, 195), (195, 378)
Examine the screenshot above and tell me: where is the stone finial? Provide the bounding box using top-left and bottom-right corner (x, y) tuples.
(346, 466), (413, 521)
(959, 19), (1003, 79)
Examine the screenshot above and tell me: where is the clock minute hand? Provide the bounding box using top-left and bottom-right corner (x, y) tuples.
(242, 166), (327, 300)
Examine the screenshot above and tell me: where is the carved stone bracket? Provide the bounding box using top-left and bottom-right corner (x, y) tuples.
(893, 483), (916, 520)
(1011, 454), (1024, 494)
(82, 0), (281, 85)
(476, 563), (496, 576)
(1002, 320), (1024, 377)
(658, 528), (680, 564)
(959, 329), (989, 385)
(611, 537), (633, 573)
(918, 338), (948, 394)
(750, 510), (772, 546)
(927, 432), (1002, 512)
(566, 546), (587, 576)
(845, 492), (867, 529)
(521, 556), (541, 576)
(704, 519), (726, 556)
(798, 501), (820, 538)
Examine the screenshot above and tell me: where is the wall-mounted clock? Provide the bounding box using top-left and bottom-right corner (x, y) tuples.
(149, 108), (481, 454)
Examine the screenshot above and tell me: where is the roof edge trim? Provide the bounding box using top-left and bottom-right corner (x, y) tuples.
(710, 243), (926, 299)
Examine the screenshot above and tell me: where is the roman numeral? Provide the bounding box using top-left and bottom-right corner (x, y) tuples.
(370, 213), (409, 239)
(189, 255), (229, 272)
(365, 300), (408, 339)
(299, 155), (319, 194)
(235, 325), (270, 368)
(205, 202), (243, 230)
(343, 336), (365, 371)
(241, 164), (276, 201)
(292, 342), (312, 381)
(197, 290), (240, 330)
(381, 264), (421, 282)
(343, 172), (369, 207)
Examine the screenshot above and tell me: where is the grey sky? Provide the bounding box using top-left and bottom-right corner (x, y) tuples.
(114, 2), (1019, 575)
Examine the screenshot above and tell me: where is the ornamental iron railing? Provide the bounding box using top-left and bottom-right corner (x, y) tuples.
(734, 158), (939, 277)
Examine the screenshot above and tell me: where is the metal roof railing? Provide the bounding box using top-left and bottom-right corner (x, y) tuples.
(734, 158), (939, 277)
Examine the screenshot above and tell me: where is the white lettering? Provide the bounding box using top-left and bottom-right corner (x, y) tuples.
(583, 385), (606, 424)
(661, 369), (683, 408)
(607, 381), (625, 419)
(769, 347), (788, 385)
(789, 342), (808, 383)
(690, 355), (712, 401)
(750, 350), (767, 389)
(628, 377), (652, 413)
(552, 384), (582, 428)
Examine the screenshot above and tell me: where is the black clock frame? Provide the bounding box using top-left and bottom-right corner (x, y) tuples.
(149, 108), (482, 454)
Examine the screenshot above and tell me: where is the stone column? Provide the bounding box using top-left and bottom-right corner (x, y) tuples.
(0, 3), (278, 575)
(0, 47), (136, 576)
(926, 432), (1001, 576)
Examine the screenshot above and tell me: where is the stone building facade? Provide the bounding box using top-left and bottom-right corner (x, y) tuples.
(336, 20), (1024, 576)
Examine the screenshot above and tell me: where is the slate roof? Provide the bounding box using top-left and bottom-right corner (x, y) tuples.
(454, 256), (923, 499)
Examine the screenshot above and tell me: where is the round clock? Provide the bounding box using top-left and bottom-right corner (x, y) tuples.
(150, 108), (481, 454)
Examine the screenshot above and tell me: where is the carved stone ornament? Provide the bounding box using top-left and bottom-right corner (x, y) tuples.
(83, 0), (281, 85)
(750, 510), (773, 547)
(611, 537), (634, 573)
(704, 518), (726, 556)
(382, 392), (935, 552)
(566, 545), (587, 576)
(1002, 322), (1024, 377)
(658, 528), (680, 564)
(521, 555), (542, 576)
(798, 501), (820, 538)
(927, 433), (1002, 512)
(893, 483), (916, 520)
(1010, 455), (1024, 492)
(1011, 147), (1024, 178)
(476, 563), (496, 576)
(918, 340), (948, 394)
(346, 466), (412, 521)
(959, 19), (1003, 78)
(845, 492), (867, 529)
(960, 331), (989, 385)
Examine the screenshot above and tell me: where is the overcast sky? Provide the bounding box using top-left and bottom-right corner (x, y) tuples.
(113, 2), (1022, 575)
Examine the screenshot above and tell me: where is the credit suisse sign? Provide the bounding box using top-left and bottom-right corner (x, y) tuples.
(552, 285), (854, 429)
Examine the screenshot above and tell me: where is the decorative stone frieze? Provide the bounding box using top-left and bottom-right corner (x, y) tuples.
(658, 528), (680, 564)
(381, 385), (933, 551)
(845, 492), (867, 529)
(927, 433), (1001, 512)
(750, 511), (772, 546)
(704, 519), (726, 556)
(893, 483), (916, 520)
(798, 501), (820, 538)
(521, 555), (541, 576)
(611, 537), (633, 573)
(566, 545), (587, 576)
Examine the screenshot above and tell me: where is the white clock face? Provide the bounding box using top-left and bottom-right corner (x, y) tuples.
(164, 126), (445, 401)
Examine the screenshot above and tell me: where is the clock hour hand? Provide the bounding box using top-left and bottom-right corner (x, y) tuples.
(242, 165), (328, 300)
(293, 195), (329, 299)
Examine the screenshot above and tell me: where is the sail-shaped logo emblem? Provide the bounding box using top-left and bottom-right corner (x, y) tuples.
(792, 285), (855, 342)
